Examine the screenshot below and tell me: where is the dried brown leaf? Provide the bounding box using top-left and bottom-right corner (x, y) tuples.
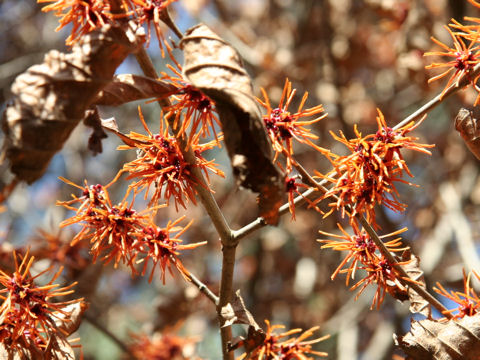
(221, 290), (266, 355)
(93, 74), (177, 106)
(83, 107), (107, 155)
(55, 301), (88, 336)
(227, 325), (267, 355)
(0, 333), (75, 360)
(180, 23), (285, 224)
(401, 250), (432, 318)
(220, 290), (260, 330)
(100, 117), (148, 147)
(455, 108), (480, 160)
(0, 345), (43, 360)
(395, 313), (480, 360)
(1, 22), (144, 184)
(43, 335), (76, 360)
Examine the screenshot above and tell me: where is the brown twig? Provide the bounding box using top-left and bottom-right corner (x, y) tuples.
(83, 312), (137, 358)
(189, 272), (219, 305)
(394, 63), (480, 130)
(134, 46), (235, 360)
(232, 187), (318, 241)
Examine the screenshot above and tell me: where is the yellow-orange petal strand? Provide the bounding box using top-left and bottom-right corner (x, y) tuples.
(468, 0), (480, 8)
(318, 222), (408, 284)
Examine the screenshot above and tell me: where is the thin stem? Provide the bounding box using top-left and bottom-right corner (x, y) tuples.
(189, 272), (219, 305)
(232, 187), (317, 241)
(134, 46), (235, 359)
(83, 313), (136, 358)
(218, 245), (235, 360)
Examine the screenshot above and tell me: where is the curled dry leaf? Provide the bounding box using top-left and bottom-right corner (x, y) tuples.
(455, 108), (480, 160)
(0, 344), (46, 360)
(54, 301), (88, 336)
(180, 23), (285, 224)
(43, 336), (76, 360)
(395, 313), (480, 360)
(400, 250), (432, 318)
(1, 22), (145, 184)
(93, 74), (177, 106)
(100, 116), (148, 147)
(83, 107), (108, 155)
(220, 290), (260, 330)
(220, 290), (266, 354)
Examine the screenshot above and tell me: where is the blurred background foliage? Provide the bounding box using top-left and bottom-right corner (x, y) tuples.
(2, 0), (480, 359)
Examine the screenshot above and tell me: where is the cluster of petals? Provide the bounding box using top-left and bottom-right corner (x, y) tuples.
(238, 320), (329, 360)
(257, 79), (329, 172)
(129, 329), (201, 360)
(115, 108), (224, 210)
(434, 270), (480, 319)
(57, 178), (206, 283)
(161, 49), (221, 147)
(319, 222), (410, 308)
(0, 252), (82, 352)
(317, 109), (433, 226)
(38, 0), (177, 46)
(424, 17), (480, 102)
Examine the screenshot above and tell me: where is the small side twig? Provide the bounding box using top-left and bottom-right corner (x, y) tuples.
(232, 187), (317, 241)
(189, 272), (219, 305)
(83, 312), (137, 359)
(394, 63), (480, 130)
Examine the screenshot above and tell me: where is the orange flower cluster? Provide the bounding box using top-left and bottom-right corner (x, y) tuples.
(317, 109), (433, 226)
(238, 320), (329, 360)
(424, 17), (480, 101)
(319, 222), (409, 309)
(257, 79), (330, 219)
(57, 178), (206, 283)
(257, 79), (329, 172)
(115, 109), (224, 210)
(134, 0), (178, 52)
(434, 270), (480, 319)
(0, 252), (82, 353)
(38, 0), (115, 44)
(128, 330), (201, 360)
(38, 0), (177, 46)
